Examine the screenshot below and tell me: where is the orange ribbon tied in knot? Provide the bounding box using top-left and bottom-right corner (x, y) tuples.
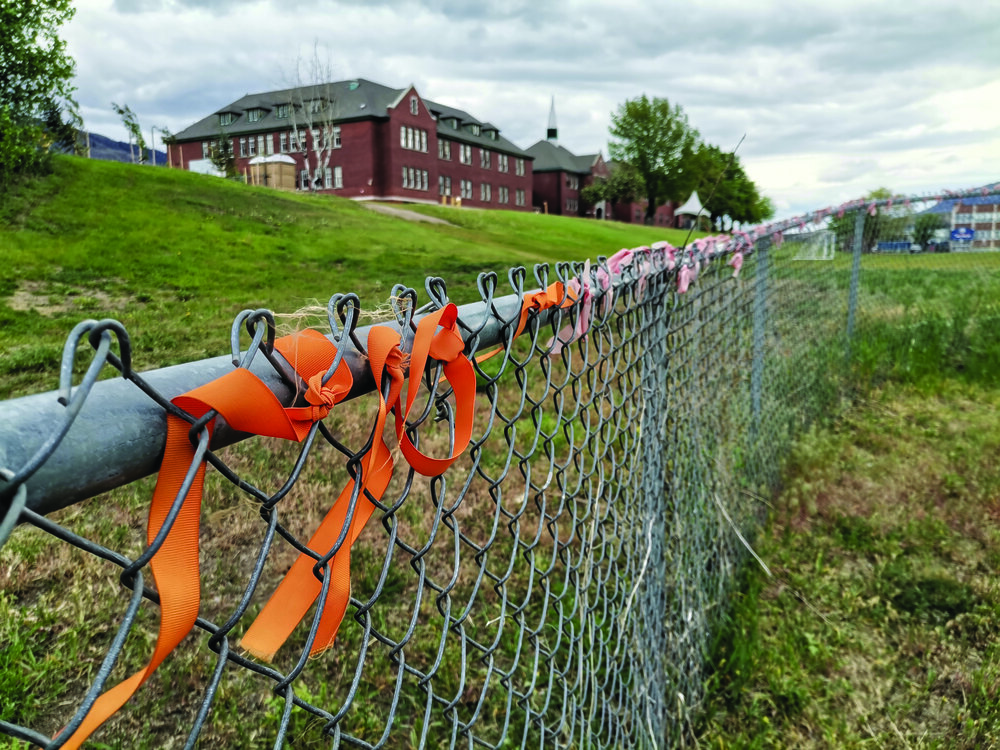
(239, 303), (476, 662)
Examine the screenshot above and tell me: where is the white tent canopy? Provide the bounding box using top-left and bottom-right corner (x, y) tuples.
(675, 191), (704, 216)
(248, 154), (296, 165)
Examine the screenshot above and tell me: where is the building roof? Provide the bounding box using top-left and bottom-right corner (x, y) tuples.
(173, 78), (531, 157)
(524, 139), (599, 174)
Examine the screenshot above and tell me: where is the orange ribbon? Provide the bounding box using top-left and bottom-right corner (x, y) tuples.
(57, 289), (562, 746)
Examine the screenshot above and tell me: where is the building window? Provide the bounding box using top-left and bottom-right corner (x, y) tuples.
(459, 144), (472, 164)
(480, 183), (491, 202)
(439, 175), (452, 196)
(410, 95), (419, 115)
(248, 137), (256, 156)
(238, 138), (247, 157)
(515, 158), (525, 177)
(279, 132), (287, 153)
(468, 123), (480, 136)
(297, 131), (306, 152)
(515, 189), (525, 206)
(401, 126), (428, 151)
(218, 112), (234, 127)
(438, 139), (451, 160)
(333, 165), (343, 189)
(567, 198), (578, 212)
(201, 142), (209, 158)
(266, 134), (274, 155)
(566, 175), (579, 190)
(332, 126), (341, 148)
(498, 154), (508, 172)
(324, 167), (332, 189)
(276, 104), (289, 119)
(247, 108), (263, 123)
(301, 169), (310, 190)
(257, 135), (264, 156)
(498, 186), (509, 203)
(461, 179), (473, 199)
(480, 149), (491, 169)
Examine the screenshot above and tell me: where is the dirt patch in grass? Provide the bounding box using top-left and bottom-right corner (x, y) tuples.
(7, 280), (139, 316)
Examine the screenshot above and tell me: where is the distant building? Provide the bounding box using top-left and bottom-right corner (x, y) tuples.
(526, 99), (683, 226)
(170, 78), (534, 211)
(525, 98), (610, 218)
(921, 188), (1000, 250)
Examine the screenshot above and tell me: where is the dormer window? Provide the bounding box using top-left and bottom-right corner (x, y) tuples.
(467, 123), (481, 136)
(309, 98), (326, 114)
(276, 104), (289, 119)
(447, 118), (459, 129)
(485, 129), (498, 141)
(218, 112), (235, 127)
(247, 108), (264, 123)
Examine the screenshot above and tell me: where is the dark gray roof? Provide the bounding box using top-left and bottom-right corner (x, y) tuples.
(173, 78), (402, 141)
(422, 100), (529, 157)
(174, 78), (531, 157)
(524, 140), (598, 174)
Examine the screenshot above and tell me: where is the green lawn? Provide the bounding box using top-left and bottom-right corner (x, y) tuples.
(0, 155), (693, 399)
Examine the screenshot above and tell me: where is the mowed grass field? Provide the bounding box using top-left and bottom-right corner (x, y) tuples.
(1, 156), (699, 748)
(4, 157), (1000, 748)
(0, 155), (692, 400)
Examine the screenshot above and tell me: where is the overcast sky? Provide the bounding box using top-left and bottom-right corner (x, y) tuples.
(64, 0), (999, 219)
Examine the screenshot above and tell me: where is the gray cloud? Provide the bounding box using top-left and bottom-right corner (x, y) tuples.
(68, 0), (1000, 220)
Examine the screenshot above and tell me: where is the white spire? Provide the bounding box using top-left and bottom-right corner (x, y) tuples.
(546, 96), (558, 143)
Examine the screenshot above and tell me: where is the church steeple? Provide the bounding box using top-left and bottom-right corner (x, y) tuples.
(546, 96), (558, 143)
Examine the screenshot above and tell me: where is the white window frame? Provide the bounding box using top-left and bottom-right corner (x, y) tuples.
(461, 179), (473, 199)
(515, 158), (525, 177)
(279, 132), (287, 153)
(460, 144), (472, 164)
(333, 165), (343, 189)
(480, 149), (491, 169)
(276, 103), (289, 119)
(324, 167), (332, 189)
(410, 95), (419, 115)
(333, 126), (341, 148)
(248, 137), (257, 156)
(300, 169), (309, 190)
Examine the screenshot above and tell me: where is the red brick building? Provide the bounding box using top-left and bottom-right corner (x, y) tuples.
(170, 79), (534, 211)
(525, 98), (609, 218)
(525, 99), (679, 226)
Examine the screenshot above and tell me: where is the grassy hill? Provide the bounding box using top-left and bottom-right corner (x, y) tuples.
(0, 156), (694, 399)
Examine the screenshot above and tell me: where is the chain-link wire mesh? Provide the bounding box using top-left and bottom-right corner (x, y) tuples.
(2, 186), (999, 748)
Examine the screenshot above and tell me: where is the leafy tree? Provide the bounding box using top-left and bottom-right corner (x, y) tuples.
(112, 102), (147, 164)
(0, 0), (79, 187)
(608, 95), (698, 223)
(913, 212), (946, 247)
(692, 143), (773, 229)
(209, 128), (237, 177)
(580, 161), (644, 208)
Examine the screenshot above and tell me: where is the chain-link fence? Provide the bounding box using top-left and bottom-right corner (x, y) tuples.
(2, 185), (999, 748)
